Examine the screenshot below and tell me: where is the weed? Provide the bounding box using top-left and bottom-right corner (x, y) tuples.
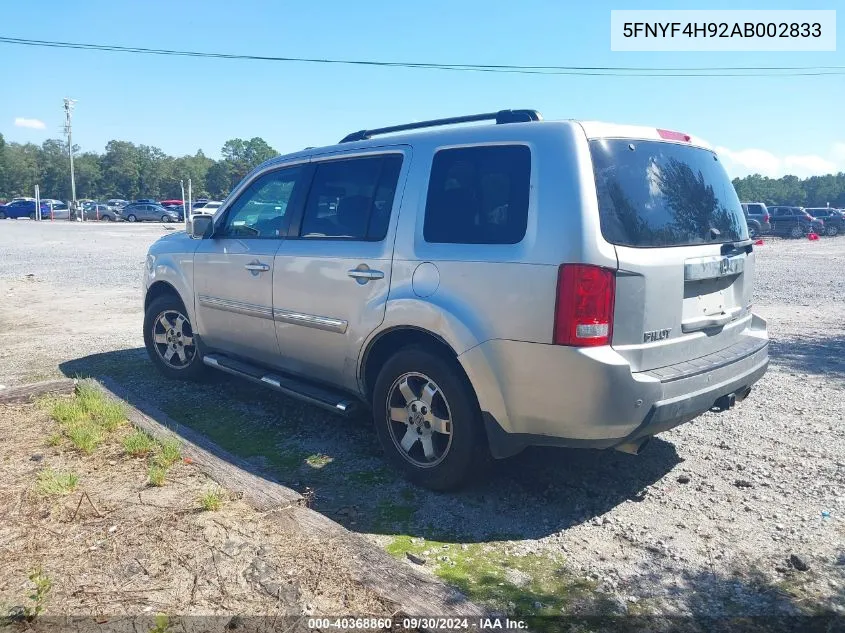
(305, 453), (333, 469)
(349, 467), (393, 485)
(76, 383), (126, 431)
(50, 399), (86, 427)
(123, 430), (156, 457)
(64, 421), (103, 454)
(148, 465), (167, 487)
(155, 438), (182, 468)
(22, 568), (51, 620)
(45, 433), (63, 447)
(36, 469), (79, 495)
(198, 488), (224, 511)
(149, 614), (172, 633)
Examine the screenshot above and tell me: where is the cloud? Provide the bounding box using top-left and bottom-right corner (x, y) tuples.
(714, 143), (845, 179)
(14, 117), (46, 130)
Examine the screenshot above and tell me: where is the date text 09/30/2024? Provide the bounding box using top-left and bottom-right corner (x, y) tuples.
(306, 617), (528, 630)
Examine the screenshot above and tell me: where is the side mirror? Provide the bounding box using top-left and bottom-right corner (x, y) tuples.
(189, 214), (213, 239)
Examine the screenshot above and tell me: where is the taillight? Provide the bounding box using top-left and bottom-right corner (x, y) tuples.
(763, 213), (770, 223)
(554, 264), (616, 347)
(657, 128), (691, 142)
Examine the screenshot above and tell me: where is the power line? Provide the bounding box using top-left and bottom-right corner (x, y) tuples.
(1, 35), (844, 77)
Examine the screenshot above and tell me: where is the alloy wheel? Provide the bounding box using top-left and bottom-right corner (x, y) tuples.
(386, 372), (453, 468)
(151, 309), (196, 369)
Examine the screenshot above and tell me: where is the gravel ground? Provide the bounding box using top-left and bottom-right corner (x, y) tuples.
(1, 220), (843, 621)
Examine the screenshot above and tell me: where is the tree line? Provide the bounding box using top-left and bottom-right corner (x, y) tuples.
(0, 133), (278, 201)
(731, 173), (845, 208)
(2, 131), (843, 208)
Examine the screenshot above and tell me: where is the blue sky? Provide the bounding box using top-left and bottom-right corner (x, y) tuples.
(1, 0), (842, 178)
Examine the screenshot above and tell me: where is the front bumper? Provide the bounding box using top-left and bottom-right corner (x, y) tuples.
(459, 316), (769, 459)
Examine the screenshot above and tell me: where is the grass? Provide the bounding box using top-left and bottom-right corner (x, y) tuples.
(385, 536), (597, 621)
(147, 464), (167, 487)
(305, 453), (333, 469)
(155, 438), (182, 468)
(36, 469), (79, 496)
(198, 488), (225, 511)
(123, 430), (156, 457)
(47, 384), (126, 453)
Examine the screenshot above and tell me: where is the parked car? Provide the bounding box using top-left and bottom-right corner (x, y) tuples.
(741, 208), (762, 238)
(740, 202), (771, 234)
(805, 208), (843, 237)
(134, 198), (158, 204)
(191, 201), (222, 215)
(122, 202), (181, 223)
(161, 204), (186, 221)
(40, 200), (70, 220)
(83, 203), (122, 222)
(768, 206), (823, 237)
(106, 199), (129, 210)
(141, 109), (769, 489)
(0, 199), (44, 219)
(159, 199), (184, 207)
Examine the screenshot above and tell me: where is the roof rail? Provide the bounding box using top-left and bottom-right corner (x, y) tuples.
(339, 109), (543, 143)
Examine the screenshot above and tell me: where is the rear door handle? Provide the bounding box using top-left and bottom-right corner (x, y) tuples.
(244, 262), (270, 272)
(348, 268), (384, 282)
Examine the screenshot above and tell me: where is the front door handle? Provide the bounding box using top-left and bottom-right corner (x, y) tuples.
(244, 262), (270, 272)
(348, 268), (384, 282)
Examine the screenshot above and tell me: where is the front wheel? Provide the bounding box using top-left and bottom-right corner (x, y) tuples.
(826, 225), (838, 237)
(0, 211), (6, 219)
(372, 347), (487, 490)
(101, 214), (112, 222)
(127, 214), (137, 223)
(29, 212), (36, 221)
(143, 294), (206, 381)
(161, 215), (171, 223)
(790, 225), (803, 238)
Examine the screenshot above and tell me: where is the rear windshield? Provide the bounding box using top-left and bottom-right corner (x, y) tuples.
(590, 139), (747, 248)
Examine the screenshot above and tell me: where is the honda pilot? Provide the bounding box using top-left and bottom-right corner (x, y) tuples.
(142, 109), (769, 489)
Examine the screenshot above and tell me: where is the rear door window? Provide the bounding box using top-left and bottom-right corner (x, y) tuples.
(423, 145), (530, 244)
(590, 140), (747, 248)
(299, 154), (403, 240)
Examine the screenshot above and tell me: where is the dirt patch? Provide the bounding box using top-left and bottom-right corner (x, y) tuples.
(0, 397), (391, 621)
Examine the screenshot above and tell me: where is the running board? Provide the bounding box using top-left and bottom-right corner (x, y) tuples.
(203, 354), (358, 416)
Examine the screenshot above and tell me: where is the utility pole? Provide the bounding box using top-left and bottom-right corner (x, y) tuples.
(63, 98), (78, 219)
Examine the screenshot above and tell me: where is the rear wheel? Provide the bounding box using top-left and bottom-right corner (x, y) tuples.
(748, 225), (758, 239)
(790, 225), (803, 238)
(29, 212), (36, 220)
(827, 225), (838, 237)
(143, 294), (206, 381)
(127, 214), (137, 223)
(0, 211), (6, 219)
(372, 347), (487, 490)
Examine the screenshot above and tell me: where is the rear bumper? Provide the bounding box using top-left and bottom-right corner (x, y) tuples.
(460, 315), (769, 458)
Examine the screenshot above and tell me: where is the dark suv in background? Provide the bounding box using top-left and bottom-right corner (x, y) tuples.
(741, 202), (771, 235)
(805, 208), (843, 237)
(768, 206), (824, 238)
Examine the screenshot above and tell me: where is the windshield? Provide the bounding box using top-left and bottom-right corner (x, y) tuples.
(590, 139), (747, 248)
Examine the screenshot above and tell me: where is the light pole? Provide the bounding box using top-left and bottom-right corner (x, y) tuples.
(63, 98), (78, 219)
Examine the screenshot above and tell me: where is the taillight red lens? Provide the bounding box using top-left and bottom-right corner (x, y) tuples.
(657, 128), (691, 142)
(763, 213), (770, 223)
(554, 264), (616, 347)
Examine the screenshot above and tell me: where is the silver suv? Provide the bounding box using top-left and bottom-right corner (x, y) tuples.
(142, 109), (769, 489)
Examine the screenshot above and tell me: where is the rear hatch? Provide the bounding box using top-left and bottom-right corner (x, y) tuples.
(589, 136), (753, 373)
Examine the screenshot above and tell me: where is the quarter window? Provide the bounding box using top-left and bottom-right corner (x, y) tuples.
(423, 145), (530, 245)
(220, 165), (302, 238)
(300, 155), (403, 240)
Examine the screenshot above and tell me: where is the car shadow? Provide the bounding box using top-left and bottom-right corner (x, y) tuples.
(60, 348), (680, 544)
(768, 335), (845, 379)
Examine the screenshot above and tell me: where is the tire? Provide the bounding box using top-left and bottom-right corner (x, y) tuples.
(789, 225), (803, 239)
(748, 226), (758, 239)
(29, 212), (36, 221)
(127, 214), (137, 223)
(372, 346), (487, 490)
(161, 215), (171, 223)
(143, 294), (206, 381)
(101, 214), (112, 222)
(826, 225), (838, 237)
(0, 211), (6, 219)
